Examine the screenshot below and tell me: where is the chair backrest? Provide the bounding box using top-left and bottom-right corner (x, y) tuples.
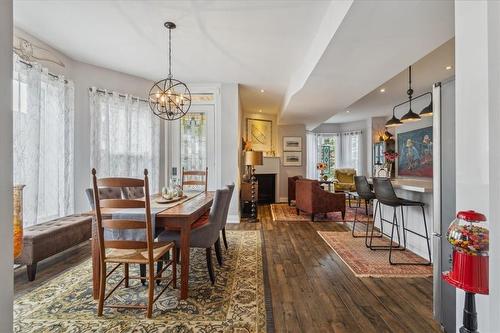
(372, 177), (398, 204)
(121, 186), (145, 199)
(335, 168), (356, 183)
(85, 187), (122, 210)
(196, 187), (230, 247)
(354, 176), (372, 198)
(92, 168), (155, 264)
(182, 167), (208, 192)
(221, 183), (235, 229)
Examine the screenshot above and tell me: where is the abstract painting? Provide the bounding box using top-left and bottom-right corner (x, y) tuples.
(397, 126), (433, 177)
(246, 118), (272, 152)
(283, 151), (302, 167)
(283, 136), (302, 151)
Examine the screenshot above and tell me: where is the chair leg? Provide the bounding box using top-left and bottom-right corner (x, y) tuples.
(422, 206), (432, 264)
(388, 207), (399, 265)
(140, 264), (146, 285)
(365, 200), (369, 216)
(146, 262), (155, 318)
(206, 247), (216, 285)
(215, 238), (224, 267)
(311, 214), (315, 222)
(97, 261), (106, 316)
(341, 209), (345, 221)
(222, 227), (228, 250)
(124, 263), (129, 288)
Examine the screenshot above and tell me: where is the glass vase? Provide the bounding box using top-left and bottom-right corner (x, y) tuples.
(13, 184), (25, 258)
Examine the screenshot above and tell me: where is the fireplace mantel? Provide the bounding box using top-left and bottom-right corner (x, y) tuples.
(254, 157), (280, 202)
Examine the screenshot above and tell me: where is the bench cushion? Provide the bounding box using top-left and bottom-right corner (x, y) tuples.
(15, 214), (92, 265)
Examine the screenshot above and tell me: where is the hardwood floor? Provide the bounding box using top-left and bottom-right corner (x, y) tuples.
(14, 205), (441, 333)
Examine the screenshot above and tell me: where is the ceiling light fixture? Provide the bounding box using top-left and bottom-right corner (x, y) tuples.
(380, 88), (386, 93)
(260, 89), (265, 93)
(346, 110), (350, 113)
(386, 65), (433, 127)
(148, 21), (191, 121)
(446, 65), (453, 70)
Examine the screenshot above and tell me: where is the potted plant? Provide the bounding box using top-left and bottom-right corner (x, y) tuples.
(383, 150), (399, 178)
(316, 162), (328, 181)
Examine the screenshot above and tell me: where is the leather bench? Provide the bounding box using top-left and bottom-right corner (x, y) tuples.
(15, 214), (92, 281)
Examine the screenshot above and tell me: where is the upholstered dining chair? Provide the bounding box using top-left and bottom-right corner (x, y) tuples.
(91, 169), (176, 318)
(121, 186), (145, 199)
(182, 167), (208, 192)
(158, 187), (230, 285)
(220, 183), (235, 251)
(85, 187), (122, 210)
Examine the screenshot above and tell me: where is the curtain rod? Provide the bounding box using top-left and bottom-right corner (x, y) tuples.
(89, 87), (149, 103)
(18, 59), (69, 83)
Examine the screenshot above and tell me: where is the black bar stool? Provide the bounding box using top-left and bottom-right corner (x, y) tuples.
(351, 176), (382, 245)
(371, 177), (431, 265)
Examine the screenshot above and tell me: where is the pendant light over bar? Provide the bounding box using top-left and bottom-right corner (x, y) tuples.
(385, 65), (433, 127)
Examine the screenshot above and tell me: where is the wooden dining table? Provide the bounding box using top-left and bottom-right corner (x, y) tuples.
(90, 191), (214, 300)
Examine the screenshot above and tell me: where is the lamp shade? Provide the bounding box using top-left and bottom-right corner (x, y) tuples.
(245, 151), (263, 166)
(385, 115), (402, 127)
(400, 108), (421, 122)
(420, 102), (433, 117)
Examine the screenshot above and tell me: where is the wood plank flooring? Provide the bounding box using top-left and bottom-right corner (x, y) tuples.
(14, 205), (441, 333)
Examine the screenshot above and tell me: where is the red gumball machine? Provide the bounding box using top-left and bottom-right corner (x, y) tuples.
(442, 210), (489, 333)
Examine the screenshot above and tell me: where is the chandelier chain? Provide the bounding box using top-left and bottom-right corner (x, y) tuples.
(168, 26), (172, 78)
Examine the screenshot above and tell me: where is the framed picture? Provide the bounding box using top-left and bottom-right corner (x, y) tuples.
(283, 136), (302, 151)
(283, 151), (302, 167)
(397, 126), (433, 177)
(246, 118), (272, 152)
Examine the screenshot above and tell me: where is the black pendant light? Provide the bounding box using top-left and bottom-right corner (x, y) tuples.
(420, 96), (433, 117)
(386, 106), (402, 127)
(148, 22), (191, 121)
(400, 66), (421, 123)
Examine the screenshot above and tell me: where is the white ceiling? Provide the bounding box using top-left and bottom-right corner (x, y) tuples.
(326, 38), (455, 124)
(13, 0), (331, 115)
(14, 1), (455, 125)
(280, 0), (454, 128)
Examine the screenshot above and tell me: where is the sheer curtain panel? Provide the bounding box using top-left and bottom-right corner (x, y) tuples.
(339, 131), (362, 174)
(306, 131), (317, 179)
(90, 88), (161, 192)
(13, 56), (75, 226)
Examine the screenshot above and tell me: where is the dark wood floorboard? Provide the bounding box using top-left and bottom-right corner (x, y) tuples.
(14, 205), (441, 333)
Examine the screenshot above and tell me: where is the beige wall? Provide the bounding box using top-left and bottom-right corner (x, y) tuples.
(0, 0), (13, 327)
(277, 124), (307, 201)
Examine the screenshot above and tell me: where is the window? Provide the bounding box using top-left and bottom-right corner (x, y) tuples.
(180, 112), (207, 171)
(316, 134), (339, 177)
(90, 89), (161, 192)
(13, 58), (74, 226)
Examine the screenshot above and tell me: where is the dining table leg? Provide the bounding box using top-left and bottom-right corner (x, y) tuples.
(179, 223), (191, 299)
(91, 220), (100, 300)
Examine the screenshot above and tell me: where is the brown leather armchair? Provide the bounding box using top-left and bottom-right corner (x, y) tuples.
(295, 179), (345, 221)
(287, 175), (303, 205)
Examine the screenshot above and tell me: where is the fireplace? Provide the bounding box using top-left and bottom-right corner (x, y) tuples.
(255, 174), (275, 204)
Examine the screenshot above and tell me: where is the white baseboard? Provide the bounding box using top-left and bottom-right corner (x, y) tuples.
(278, 197), (288, 203)
(227, 214), (241, 223)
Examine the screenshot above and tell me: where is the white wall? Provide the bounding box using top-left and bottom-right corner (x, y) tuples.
(0, 0), (13, 328)
(455, 1), (500, 332)
(221, 83), (241, 221)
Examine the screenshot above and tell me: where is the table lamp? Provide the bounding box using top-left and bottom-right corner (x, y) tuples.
(244, 150), (263, 222)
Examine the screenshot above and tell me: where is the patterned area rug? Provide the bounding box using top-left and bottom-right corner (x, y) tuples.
(14, 230), (267, 332)
(270, 203), (371, 223)
(318, 231), (432, 278)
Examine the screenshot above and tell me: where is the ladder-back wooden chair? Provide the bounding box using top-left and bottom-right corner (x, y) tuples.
(181, 166), (208, 192)
(92, 168), (176, 318)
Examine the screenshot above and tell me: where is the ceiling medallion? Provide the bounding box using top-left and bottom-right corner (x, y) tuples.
(149, 21), (191, 121)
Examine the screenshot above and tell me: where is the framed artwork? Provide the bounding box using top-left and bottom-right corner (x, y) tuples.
(397, 126), (433, 177)
(246, 118), (272, 152)
(283, 151), (302, 167)
(283, 136), (302, 151)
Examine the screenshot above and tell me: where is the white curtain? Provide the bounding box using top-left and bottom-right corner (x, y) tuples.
(306, 131), (317, 179)
(13, 56), (74, 226)
(339, 130), (362, 174)
(90, 88), (161, 192)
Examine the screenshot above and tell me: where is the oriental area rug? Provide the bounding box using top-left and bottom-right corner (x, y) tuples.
(270, 203), (371, 223)
(318, 231), (433, 278)
(14, 230), (270, 332)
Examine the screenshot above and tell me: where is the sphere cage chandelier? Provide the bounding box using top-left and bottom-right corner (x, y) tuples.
(149, 22), (191, 121)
